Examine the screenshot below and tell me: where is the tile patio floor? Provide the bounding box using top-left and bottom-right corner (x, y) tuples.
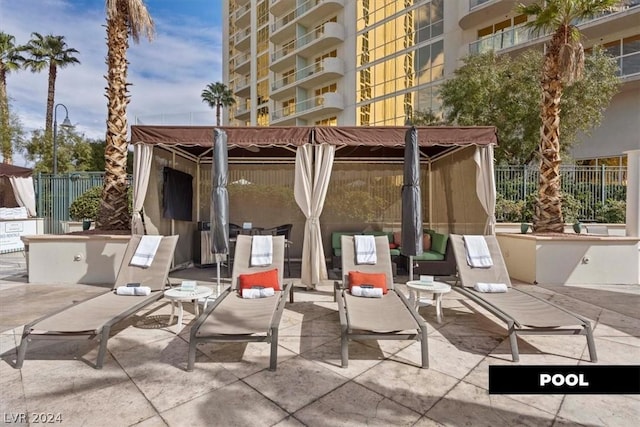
(0, 252), (638, 426)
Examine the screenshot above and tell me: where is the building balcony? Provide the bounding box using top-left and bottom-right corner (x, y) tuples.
(271, 0), (345, 44)
(230, 51), (251, 75)
(460, 0), (535, 30)
(271, 57), (344, 100)
(270, 0), (296, 17)
(233, 75), (251, 98)
(235, 103), (251, 121)
(469, 2), (640, 56)
(270, 22), (344, 72)
(234, 2), (251, 28)
(271, 92), (343, 124)
(233, 27), (252, 51)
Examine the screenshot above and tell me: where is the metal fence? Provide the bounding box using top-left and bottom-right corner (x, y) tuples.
(32, 165), (627, 234)
(495, 164), (627, 222)
(34, 172), (132, 234)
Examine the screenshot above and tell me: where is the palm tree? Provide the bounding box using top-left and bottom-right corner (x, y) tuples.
(201, 82), (236, 126)
(0, 32), (25, 164)
(517, 0), (621, 233)
(96, 0), (154, 230)
(22, 33), (80, 137)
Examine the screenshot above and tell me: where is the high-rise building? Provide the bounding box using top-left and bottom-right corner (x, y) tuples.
(223, 0), (639, 162)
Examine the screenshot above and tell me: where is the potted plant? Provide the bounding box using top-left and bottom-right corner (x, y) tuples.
(69, 187), (102, 231)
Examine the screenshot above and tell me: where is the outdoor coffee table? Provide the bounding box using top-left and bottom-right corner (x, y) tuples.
(164, 286), (214, 334)
(405, 280), (451, 323)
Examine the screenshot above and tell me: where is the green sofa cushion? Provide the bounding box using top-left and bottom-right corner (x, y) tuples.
(334, 248), (342, 257)
(412, 251), (445, 261)
(332, 232), (360, 250)
(389, 248), (401, 256)
(430, 232), (449, 255)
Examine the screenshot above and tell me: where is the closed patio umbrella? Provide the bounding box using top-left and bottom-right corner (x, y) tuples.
(401, 126), (423, 281)
(211, 128), (229, 295)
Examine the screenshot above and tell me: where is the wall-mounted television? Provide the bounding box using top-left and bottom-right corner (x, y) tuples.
(162, 167), (193, 221)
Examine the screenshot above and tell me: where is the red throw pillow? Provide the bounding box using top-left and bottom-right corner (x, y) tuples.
(238, 268), (280, 292)
(348, 271), (388, 294)
(389, 243), (398, 249)
(393, 231), (402, 247)
(423, 233), (432, 251)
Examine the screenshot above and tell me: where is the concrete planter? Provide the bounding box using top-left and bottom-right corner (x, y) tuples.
(21, 234), (131, 284)
(496, 232), (640, 285)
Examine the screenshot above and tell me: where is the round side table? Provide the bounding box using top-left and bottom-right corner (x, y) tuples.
(164, 286), (213, 334)
(405, 281), (451, 323)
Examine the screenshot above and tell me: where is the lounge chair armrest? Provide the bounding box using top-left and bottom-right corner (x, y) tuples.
(270, 283), (292, 329)
(190, 287), (232, 340)
(395, 290), (428, 327)
(336, 289), (348, 327)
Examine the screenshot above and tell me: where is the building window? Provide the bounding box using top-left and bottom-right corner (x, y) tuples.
(257, 53), (269, 79)
(257, 106), (269, 126)
(315, 116), (337, 126)
(283, 98), (296, 116)
(315, 83), (337, 106)
(282, 69), (295, 86)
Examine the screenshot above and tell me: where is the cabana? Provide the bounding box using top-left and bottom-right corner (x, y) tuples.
(130, 125), (498, 288)
(0, 163), (36, 217)
(0, 164), (40, 253)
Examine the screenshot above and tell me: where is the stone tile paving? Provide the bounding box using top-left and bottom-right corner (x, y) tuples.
(0, 260), (638, 426)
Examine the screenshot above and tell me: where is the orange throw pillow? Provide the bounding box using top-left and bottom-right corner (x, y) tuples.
(348, 271), (388, 294)
(238, 268), (280, 292)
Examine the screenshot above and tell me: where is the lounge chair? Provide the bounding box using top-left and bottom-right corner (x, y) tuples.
(450, 234), (597, 362)
(336, 235), (429, 368)
(187, 235), (291, 371)
(14, 235), (178, 369)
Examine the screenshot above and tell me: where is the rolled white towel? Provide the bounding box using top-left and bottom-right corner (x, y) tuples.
(241, 287), (276, 299)
(116, 286), (152, 296)
(350, 286), (383, 298)
(473, 282), (508, 293)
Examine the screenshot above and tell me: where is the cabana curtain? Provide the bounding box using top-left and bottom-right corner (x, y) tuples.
(474, 145), (497, 234)
(294, 143), (335, 288)
(9, 176), (36, 217)
(132, 144), (153, 234)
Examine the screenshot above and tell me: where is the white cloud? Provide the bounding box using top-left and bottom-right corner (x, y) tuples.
(1, 0), (222, 149)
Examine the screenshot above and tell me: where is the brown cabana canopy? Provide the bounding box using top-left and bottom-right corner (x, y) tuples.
(0, 163), (33, 178)
(130, 125), (497, 160)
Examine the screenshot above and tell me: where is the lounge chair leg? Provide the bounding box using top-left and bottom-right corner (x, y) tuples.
(420, 327), (429, 369)
(341, 332), (349, 368)
(585, 324), (598, 362)
(187, 328), (198, 371)
(508, 325), (519, 362)
(15, 328), (30, 369)
(96, 326), (111, 369)
(269, 329), (279, 371)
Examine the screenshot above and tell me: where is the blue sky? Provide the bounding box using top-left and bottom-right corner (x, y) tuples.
(1, 0), (224, 165)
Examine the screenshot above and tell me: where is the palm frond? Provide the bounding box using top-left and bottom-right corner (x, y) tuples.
(106, 0), (155, 43)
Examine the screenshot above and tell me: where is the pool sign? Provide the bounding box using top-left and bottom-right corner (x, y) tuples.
(539, 373), (589, 387)
(489, 365), (640, 394)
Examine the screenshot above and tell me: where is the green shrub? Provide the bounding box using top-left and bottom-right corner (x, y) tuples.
(69, 186), (132, 221)
(498, 192), (581, 223)
(595, 199), (626, 223)
(69, 187), (102, 221)
(495, 195), (526, 222)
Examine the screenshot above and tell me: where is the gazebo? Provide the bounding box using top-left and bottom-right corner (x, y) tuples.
(130, 125), (498, 288)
